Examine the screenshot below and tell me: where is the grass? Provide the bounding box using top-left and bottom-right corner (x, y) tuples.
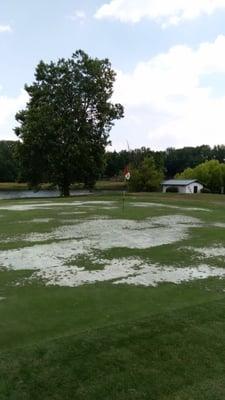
(1, 193), (225, 398)
(0, 182), (29, 190)
(2, 299), (225, 400)
(0, 182), (59, 191)
(0, 180), (126, 192)
(94, 180), (126, 190)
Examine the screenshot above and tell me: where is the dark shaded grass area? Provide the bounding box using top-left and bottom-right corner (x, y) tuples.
(1, 298), (225, 399)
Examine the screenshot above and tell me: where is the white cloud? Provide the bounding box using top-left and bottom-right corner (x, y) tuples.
(0, 25), (12, 33)
(95, 0), (225, 26)
(68, 10), (87, 23)
(0, 89), (29, 140)
(110, 35), (225, 150)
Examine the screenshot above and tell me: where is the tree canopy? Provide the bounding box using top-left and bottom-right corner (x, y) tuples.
(0, 141), (19, 182)
(15, 50), (124, 195)
(103, 145), (225, 180)
(104, 147), (164, 179)
(164, 145), (212, 177)
(129, 156), (164, 192)
(176, 159), (225, 193)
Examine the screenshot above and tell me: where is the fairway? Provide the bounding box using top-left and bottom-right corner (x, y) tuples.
(1, 193), (225, 399)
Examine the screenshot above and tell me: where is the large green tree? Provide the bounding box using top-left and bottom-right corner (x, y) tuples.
(165, 145), (212, 177)
(176, 159), (225, 193)
(15, 50), (124, 195)
(104, 147), (165, 179)
(129, 156), (164, 192)
(0, 141), (19, 182)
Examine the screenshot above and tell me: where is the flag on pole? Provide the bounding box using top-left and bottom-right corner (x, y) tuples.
(124, 166), (131, 181)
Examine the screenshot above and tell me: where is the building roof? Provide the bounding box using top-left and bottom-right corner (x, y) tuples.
(161, 179), (199, 186)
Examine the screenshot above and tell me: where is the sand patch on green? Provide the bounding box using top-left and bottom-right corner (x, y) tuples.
(0, 214), (210, 287)
(0, 200), (116, 211)
(131, 202), (211, 212)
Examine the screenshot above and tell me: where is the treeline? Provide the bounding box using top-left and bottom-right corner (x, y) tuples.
(104, 145), (225, 179)
(1, 140), (225, 186)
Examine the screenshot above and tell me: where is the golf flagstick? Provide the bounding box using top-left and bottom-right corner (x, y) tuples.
(123, 166), (131, 211)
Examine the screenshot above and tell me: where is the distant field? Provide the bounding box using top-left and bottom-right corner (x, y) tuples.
(0, 182), (29, 190)
(0, 180), (126, 191)
(1, 193), (225, 399)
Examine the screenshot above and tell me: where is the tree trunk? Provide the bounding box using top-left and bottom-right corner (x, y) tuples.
(60, 183), (70, 197)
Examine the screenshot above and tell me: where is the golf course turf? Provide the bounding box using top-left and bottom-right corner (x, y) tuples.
(1, 193), (225, 399)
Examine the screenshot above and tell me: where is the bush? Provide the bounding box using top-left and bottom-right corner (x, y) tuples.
(201, 187), (211, 193)
(166, 186), (179, 193)
(177, 160), (225, 193)
(129, 157), (164, 192)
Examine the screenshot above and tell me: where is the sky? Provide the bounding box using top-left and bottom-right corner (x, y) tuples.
(1, 1), (225, 151)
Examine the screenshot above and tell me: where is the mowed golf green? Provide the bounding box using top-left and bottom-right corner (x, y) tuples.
(1, 193), (225, 399)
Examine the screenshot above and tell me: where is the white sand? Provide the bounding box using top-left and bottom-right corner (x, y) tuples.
(186, 246), (225, 258)
(1, 211), (217, 288)
(35, 258), (141, 287)
(59, 211), (87, 215)
(0, 214), (207, 288)
(0, 239), (86, 270)
(214, 223), (225, 228)
(0, 215), (200, 247)
(0, 199), (210, 213)
(30, 259), (225, 287)
(0, 200), (116, 211)
(114, 263), (225, 286)
(131, 202), (210, 212)
(20, 218), (53, 224)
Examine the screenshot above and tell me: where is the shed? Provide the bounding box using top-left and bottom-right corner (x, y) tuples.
(161, 179), (203, 194)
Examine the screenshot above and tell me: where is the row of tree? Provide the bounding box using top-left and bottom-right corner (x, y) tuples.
(1, 141), (225, 191)
(105, 145), (225, 179)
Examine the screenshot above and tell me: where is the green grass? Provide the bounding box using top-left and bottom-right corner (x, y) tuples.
(0, 182), (58, 191)
(0, 180), (126, 191)
(1, 290), (225, 399)
(1, 193), (225, 398)
(94, 180), (126, 190)
(0, 182), (29, 190)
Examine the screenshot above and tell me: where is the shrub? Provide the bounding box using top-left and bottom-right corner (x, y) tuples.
(166, 186), (179, 193)
(201, 187), (211, 193)
(129, 157), (164, 192)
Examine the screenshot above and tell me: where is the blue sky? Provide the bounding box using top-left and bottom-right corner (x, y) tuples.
(1, 0), (225, 150)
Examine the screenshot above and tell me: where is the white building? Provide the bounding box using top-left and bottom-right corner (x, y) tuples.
(161, 179), (203, 194)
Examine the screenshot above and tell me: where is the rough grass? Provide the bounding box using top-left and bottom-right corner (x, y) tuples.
(0, 180), (125, 192)
(0, 182), (29, 190)
(1, 193), (225, 398)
